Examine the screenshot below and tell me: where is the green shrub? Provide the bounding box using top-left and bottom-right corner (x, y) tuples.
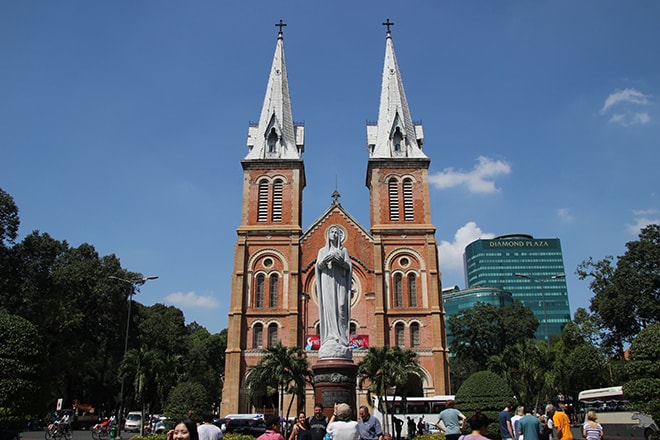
(130, 434), (167, 440)
(416, 434), (446, 440)
(224, 434), (256, 440)
(455, 370), (514, 440)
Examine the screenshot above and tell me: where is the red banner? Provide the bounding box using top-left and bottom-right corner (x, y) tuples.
(304, 335), (369, 350)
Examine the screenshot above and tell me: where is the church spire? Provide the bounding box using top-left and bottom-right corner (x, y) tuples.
(367, 20), (426, 159)
(245, 20), (304, 160)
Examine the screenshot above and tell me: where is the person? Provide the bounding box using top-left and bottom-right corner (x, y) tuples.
(308, 403), (329, 440)
(290, 412), (310, 440)
(392, 416), (403, 440)
(461, 411), (490, 440)
(316, 225), (352, 360)
(435, 400), (466, 440)
(511, 406), (525, 440)
(357, 406), (383, 440)
(517, 407), (543, 440)
(198, 412), (223, 440)
(416, 415), (425, 437)
(407, 417), (416, 439)
(582, 411), (603, 440)
(500, 401), (516, 440)
(326, 403), (359, 440)
(258, 416), (286, 440)
(549, 404), (573, 440)
(537, 411), (552, 440)
(167, 419), (199, 440)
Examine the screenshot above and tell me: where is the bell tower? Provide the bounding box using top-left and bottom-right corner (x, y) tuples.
(366, 20), (450, 393)
(221, 21), (305, 414)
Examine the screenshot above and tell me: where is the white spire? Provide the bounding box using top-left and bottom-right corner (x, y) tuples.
(246, 26), (304, 160)
(367, 27), (426, 159)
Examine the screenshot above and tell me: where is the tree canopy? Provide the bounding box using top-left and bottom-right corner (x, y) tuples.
(577, 224), (660, 354)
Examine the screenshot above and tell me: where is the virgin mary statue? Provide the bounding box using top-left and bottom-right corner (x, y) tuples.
(315, 225), (352, 360)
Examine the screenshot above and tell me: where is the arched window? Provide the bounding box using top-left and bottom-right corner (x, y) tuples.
(408, 273), (417, 307)
(253, 323), (263, 349)
(272, 179), (283, 222)
(393, 127), (403, 153)
(395, 322), (405, 348)
(403, 178), (414, 221)
(388, 178), (400, 221)
(394, 273), (403, 307)
(258, 180), (269, 222)
(268, 323), (278, 347)
(410, 322), (420, 348)
(269, 273), (279, 308)
(255, 274), (265, 308)
(267, 128), (278, 154)
(350, 322), (357, 335)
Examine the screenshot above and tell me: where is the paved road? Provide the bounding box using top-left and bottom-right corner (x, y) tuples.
(20, 431), (139, 440)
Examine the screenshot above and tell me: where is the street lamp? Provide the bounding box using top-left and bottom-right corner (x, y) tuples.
(109, 275), (158, 439)
(513, 273), (565, 348)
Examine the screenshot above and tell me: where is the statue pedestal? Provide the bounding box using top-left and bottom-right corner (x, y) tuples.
(312, 358), (358, 420)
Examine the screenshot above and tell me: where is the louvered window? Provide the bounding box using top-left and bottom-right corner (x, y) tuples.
(268, 323), (278, 347)
(410, 322), (420, 348)
(272, 179), (282, 222)
(269, 273), (279, 308)
(253, 324), (263, 349)
(388, 178), (400, 221)
(395, 323), (405, 348)
(255, 274), (265, 308)
(394, 273), (403, 307)
(403, 178), (414, 221)
(408, 273), (417, 307)
(258, 180), (269, 222)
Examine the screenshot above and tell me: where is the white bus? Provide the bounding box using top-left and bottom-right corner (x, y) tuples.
(577, 386), (658, 440)
(371, 395), (455, 437)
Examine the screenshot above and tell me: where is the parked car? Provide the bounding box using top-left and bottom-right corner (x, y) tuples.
(212, 418), (227, 433)
(223, 415), (267, 436)
(124, 412), (142, 433)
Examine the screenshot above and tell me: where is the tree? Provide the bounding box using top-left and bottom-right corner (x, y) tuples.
(245, 342), (313, 420)
(488, 339), (549, 410)
(455, 370), (514, 440)
(0, 313), (44, 429)
(449, 301), (538, 370)
(577, 224), (660, 355)
(623, 322), (660, 424)
(357, 346), (427, 434)
(164, 381), (210, 421)
(119, 348), (165, 417)
(0, 188), (19, 248)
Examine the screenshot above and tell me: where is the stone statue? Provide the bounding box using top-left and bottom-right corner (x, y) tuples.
(315, 225), (352, 360)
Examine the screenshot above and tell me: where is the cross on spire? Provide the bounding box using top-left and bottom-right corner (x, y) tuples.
(275, 19), (287, 38)
(382, 18), (394, 36)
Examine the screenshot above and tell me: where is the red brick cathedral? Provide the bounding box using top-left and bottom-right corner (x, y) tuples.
(221, 23), (450, 415)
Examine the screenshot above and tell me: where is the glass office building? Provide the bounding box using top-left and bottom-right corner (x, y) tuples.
(443, 286), (513, 347)
(464, 233), (571, 342)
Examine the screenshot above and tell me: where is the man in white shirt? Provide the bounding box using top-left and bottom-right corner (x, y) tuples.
(198, 412), (223, 440)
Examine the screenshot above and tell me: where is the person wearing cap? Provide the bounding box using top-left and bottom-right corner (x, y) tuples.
(327, 403), (359, 440)
(258, 415), (286, 440)
(357, 406), (383, 440)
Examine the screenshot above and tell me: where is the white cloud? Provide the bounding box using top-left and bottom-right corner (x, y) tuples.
(429, 156), (511, 193)
(557, 208), (574, 222)
(600, 88), (652, 126)
(626, 209), (660, 234)
(601, 88), (650, 113)
(438, 222), (495, 275)
(165, 291), (219, 308)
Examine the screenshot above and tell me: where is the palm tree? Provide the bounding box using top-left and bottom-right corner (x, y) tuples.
(245, 342), (313, 421)
(357, 346), (427, 434)
(119, 348), (165, 433)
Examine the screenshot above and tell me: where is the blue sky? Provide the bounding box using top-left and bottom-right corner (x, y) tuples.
(2, 1), (659, 335)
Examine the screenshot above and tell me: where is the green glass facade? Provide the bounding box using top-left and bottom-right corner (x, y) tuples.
(463, 233), (571, 342)
(443, 286), (513, 346)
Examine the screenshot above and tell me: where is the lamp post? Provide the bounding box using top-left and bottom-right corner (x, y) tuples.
(109, 275), (158, 439)
(513, 273), (565, 348)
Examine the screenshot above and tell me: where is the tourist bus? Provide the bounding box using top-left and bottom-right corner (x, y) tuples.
(371, 395), (455, 437)
(577, 386), (658, 440)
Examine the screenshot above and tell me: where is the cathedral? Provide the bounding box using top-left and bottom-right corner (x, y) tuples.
(221, 22), (451, 415)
